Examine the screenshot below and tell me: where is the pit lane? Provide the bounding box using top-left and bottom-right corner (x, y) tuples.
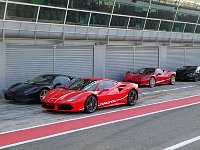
(0, 81), (200, 133)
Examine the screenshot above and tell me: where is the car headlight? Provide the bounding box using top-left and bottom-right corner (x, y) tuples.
(67, 94), (82, 102)
(23, 87), (38, 94)
(187, 73), (195, 77)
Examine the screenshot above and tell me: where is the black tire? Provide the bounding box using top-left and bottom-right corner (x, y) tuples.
(39, 89), (49, 101)
(84, 95), (98, 113)
(169, 75), (176, 85)
(149, 77), (156, 88)
(194, 74), (199, 82)
(127, 89), (138, 106)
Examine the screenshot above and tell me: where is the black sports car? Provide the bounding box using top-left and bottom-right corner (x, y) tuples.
(176, 66), (200, 82)
(4, 74), (75, 103)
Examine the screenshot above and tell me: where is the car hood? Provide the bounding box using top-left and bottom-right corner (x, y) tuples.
(43, 88), (87, 103)
(124, 73), (148, 81)
(8, 83), (38, 92)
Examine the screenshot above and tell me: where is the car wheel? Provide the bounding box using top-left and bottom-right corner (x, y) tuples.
(149, 77), (155, 88)
(39, 89), (49, 101)
(127, 89), (138, 106)
(194, 74), (199, 82)
(169, 75), (176, 85)
(84, 95), (98, 113)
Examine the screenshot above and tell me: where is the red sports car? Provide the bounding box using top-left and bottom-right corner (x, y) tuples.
(123, 68), (176, 87)
(42, 78), (138, 113)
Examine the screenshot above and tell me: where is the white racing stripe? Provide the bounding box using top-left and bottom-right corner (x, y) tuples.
(141, 86), (195, 95)
(163, 136), (200, 150)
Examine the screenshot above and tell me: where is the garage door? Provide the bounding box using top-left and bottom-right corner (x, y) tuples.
(6, 45), (54, 87)
(134, 47), (159, 72)
(185, 47), (200, 66)
(166, 47), (185, 70)
(55, 46), (94, 78)
(105, 46), (134, 81)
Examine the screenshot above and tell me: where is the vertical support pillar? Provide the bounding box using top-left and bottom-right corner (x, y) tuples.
(93, 44), (106, 78)
(158, 46), (167, 69)
(0, 42), (6, 95)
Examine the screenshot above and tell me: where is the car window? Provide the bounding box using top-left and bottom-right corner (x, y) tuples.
(137, 68), (155, 75)
(155, 69), (164, 75)
(53, 76), (70, 85)
(98, 80), (117, 91)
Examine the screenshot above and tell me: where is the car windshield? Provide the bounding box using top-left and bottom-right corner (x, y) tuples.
(29, 75), (54, 84)
(136, 68), (155, 75)
(181, 66), (197, 72)
(67, 79), (99, 91)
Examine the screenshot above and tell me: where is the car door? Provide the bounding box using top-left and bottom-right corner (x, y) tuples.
(155, 69), (166, 84)
(97, 80), (120, 107)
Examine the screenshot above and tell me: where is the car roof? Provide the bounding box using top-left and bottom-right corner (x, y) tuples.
(42, 74), (74, 78)
(83, 77), (109, 81)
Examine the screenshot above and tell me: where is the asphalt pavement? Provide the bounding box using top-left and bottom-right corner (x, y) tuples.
(1, 81), (200, 149)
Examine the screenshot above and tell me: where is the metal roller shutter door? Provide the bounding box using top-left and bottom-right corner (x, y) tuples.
(105, 46), (134, 81)
(134, 47), (159, 71)
(6, 45), (54, 87)
(166, 47), (185, 70)
(185, 48), (200, 66)
(55, 46), (94, 78)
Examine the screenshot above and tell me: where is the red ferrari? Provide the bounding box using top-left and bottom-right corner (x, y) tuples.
(123, 68), (176, 87)
(42, 78), (138, 113)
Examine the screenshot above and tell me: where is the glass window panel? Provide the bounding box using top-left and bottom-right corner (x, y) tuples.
(0, 2), (5, 19)
(176, 8), (198, 23)
(38, 7), (65, 24)
(195, 25), (200, 34)
(145, 19), (159, 30)
(69, 0), (114, 13)
(159, 21), (173, 31)
(110, 15), (129, 28)
(113, 0), (149, 17)
(184, 24), (195, 33)
(148, 3), (176, 20)
(6, 3), (38, 22)
(128, 18), (145, 30)
(66, 10), (89, 25)
(90, 13), (110, 27)
(172, 22), (184, 32)
(11, 0), (68, 8)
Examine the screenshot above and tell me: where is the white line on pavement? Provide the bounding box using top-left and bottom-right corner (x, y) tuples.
(141, 86), (195, 95)
(163, 135), (200, 150)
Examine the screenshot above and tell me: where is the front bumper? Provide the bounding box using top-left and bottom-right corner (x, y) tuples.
(42, 102), (84, 112)
(4, 91), (38, 103)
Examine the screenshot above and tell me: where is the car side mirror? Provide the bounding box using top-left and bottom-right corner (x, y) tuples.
(54, 83), (62, 88)
(99, 88), (109, 94)
(156, 73), (161, 76)
(101, 88), (109, 92)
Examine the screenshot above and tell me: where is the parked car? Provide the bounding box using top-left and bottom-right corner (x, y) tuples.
(4, 74), (76, 103)
(42, 78), (138, 113)
(123, 68), (176, 87)
(176, 66), (200, 82)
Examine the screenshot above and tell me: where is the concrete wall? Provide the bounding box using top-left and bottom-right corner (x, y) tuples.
(1, 42), (200, 96)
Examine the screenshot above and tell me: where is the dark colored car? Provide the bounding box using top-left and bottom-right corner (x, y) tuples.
(176, 66), (200, 82)
(4, 74), (75, 103)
